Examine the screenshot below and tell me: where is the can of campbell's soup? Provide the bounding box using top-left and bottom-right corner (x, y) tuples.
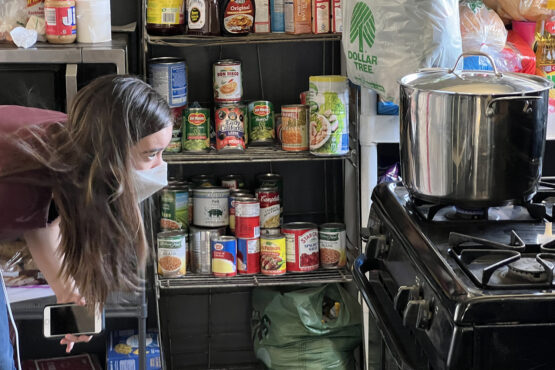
(260, 234), (286, 275)
(149, 57), (188, 108)
(237, 238), (260, 274)
(256, 187), (280, 229)
(235, 198), (260, 239)
(319, 223), (347, 268)
(229, 194), (252, 234)
(256, 173), (283, 223)
(211, 236), (237, 277)
(157, 231), (187, 277)
(213, 59), (243, 103)
(215, 104), (247, 152)
(282, 222), (319, 272)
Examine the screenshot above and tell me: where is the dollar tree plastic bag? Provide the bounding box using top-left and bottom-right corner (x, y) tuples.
(342, 0), (462, 104)
(252, 284), (362, 370)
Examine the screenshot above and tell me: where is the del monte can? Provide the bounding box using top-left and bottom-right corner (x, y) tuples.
(183, 107), (210, 152)
(248, 100), (275, 145)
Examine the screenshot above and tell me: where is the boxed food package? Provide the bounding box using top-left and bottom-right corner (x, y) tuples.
(255, 0), (271, 32)
(312, 0), (329, 34)
(22, 354), (102, 370)
(106, 330), (161, 370)
(284, 0), (311, 34)
(331, 0), (341, 33)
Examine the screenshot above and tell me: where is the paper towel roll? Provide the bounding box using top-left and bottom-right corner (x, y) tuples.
(76, 0), (111, 43)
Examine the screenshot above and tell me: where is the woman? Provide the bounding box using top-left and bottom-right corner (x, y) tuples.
(0, 75), (173, 368)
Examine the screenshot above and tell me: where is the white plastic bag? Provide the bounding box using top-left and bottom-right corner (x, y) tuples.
(342, 0), (462, 103)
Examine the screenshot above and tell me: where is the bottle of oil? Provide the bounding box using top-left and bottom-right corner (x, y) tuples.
(535, 1), (555, 83)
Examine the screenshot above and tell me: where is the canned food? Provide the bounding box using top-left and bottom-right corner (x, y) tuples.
(248, 100), (275, 145)
(280, 104), (308, 151)
(282, 222), (319, 272)
(237, 238), (260, 275)
(221, 174), (246, 190)
(148, 57), (187, 108)
(211, 236), (237, 277)
(256, 187), (280, 228)
(193, 187), (230, 227)
(213, 59), (243, 103)
(215, 104), (247, 152)
(160, 187), (189, 231)
(157, 231), (187, 277)
(260, 234), (286, 275)
(261, 228), (281, 237)
(187, 183), (194, 224)
(319, 223), (347, 268)
(256, 173), (283, 218)
(229, 193), (253, 233)
(235, 198), (260, 239)
(183, 107), (211, 152)
(275, 114), (283, 144)
(191, 174), (217, 187)
(165, 106), (185, 153)
(300, 91), (309, 105)
(189, 225), (226, 274)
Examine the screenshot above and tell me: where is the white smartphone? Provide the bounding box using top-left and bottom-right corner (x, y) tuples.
(43, 303), (104, 338)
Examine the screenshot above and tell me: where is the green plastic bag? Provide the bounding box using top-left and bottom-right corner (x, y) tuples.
(251, 284), (362, 370)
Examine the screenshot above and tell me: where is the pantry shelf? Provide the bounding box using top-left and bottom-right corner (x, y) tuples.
(163, 146), (350, 164)
(157, 269), (352, 290)
(146, 33), (342, 47)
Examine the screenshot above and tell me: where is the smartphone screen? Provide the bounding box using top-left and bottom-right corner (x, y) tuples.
(48, 305), (97, 336)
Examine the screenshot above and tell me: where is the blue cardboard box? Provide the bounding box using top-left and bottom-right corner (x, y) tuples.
(106, 330), (161, 370)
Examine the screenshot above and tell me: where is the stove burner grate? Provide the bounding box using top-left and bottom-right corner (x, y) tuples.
(507, 258), (554, 283)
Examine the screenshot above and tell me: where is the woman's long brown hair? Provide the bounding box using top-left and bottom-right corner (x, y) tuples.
(2, 75), (172, 307)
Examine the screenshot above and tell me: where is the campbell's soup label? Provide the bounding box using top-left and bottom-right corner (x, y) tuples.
(257, 188), (280, 228)
(215, 106), (246, 151)
(222, 0), (254, 34)
(211, 237), (237, 277)
(214, 61), (243, 102)
(45, 5), (76, 37)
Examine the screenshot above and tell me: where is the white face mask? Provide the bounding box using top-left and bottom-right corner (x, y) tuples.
(132, 161), (168, 202)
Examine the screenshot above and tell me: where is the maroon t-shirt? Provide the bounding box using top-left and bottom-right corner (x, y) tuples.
(0, 106), (67, 241)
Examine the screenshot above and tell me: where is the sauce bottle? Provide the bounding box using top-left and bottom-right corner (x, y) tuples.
(147, 0), (186, 36)
(44, 0), (76, 44)
(187, 0), (221, 35)
(220, 0), (255, 36)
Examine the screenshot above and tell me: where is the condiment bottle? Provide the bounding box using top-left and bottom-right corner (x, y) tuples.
(187, 0), (221, 35)
(44, 0), (76, 44)
(146, 0), (186, 36)
(220, 0), (255, 36)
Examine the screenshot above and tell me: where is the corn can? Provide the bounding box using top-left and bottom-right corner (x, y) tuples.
(211, 236), (237, 277)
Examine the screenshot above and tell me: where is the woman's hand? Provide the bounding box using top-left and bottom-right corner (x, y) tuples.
(57, 293), (93, 353)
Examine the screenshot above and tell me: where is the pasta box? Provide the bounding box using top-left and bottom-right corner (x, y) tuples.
(106, 329), (161, 370)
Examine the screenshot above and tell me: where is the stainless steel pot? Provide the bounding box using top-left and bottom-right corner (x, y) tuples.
(399, 52), (553, 207)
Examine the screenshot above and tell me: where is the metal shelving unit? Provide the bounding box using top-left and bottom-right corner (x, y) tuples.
(147, 33), (342, 47)
(158, 269), (352, 290)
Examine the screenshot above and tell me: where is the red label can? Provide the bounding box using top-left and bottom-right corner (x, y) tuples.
(237, 238), (260, 274)
(235, 198), (260, 239)
(256, 187), (280, 229)
(282, 222), (319, 272)
(45, 5), (76, 37)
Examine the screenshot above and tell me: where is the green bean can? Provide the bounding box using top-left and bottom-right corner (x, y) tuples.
(160, 187), (189, 231)
(248, 100), (275, 145)
(183, 107), (211, 152)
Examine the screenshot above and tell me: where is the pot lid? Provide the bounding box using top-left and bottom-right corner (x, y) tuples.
(399, 52), (553, 95)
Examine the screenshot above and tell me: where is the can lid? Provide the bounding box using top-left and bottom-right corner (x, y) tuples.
(320, 222), (346, 230)
(149, 57), (185, 64)
(282, 222), (318, 230)
(261, 234), (285, 240)
(194, 186), (230, 195)
(188, 225), (226, 233)
(215, 59), (241, 65)
(256, 187), (279, 192)
(256, 173), (282, 180)
(221, 174), (244, 180)
(157, 230), (188, 238)
(234, 197), (258, 202)
(213, 235), (237, 242)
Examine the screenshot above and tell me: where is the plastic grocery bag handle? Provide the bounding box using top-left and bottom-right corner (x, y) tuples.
(448, 51), (503, 78)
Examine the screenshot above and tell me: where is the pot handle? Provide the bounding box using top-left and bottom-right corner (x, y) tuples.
(448, 51), (503, 78)
(486, 96), (543, 117)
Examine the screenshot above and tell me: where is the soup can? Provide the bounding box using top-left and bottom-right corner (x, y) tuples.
(148, 57), (187, 108)
(280, 104), (308, 151)
(157, 231), (187, 277)
(193, 187), (230, 227)
(215, 104), (247, 152)
(235, 198), (260, 239)
(165, 106), (185, 153)
(248, 100), (275, 145)
(319, 223), (347, 268)
(282, 222), (319, 272)
(191, 174), (217, 187)
(183, 107), (211, 152)
(211, 236), (237, 277)
(237, 237), (260, 275)
(213, 59), (243, 103)
(221, 174), (246, 190)
(260, 234), (286, 275)
(256, 187), (280, 229)
(189, 225), (226, 274)
(275, 114), (283, 144)
(256, 173), (283, 222)
(229, 193), (253, 233)
(160, 186), (189, 231)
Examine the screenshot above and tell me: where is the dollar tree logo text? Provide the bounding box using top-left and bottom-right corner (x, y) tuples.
(348, 2), (378, 73)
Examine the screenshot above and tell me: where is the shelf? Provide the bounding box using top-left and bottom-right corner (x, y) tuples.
(163, 146), (350, 164)
(157, 268), (352, 290)
(147, 32), (342, 47)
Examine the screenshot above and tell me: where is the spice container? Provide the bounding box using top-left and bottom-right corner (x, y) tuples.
(45, 0), (76, 44)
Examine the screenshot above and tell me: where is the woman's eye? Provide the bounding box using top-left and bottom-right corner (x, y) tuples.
(147, 152), (157, 160)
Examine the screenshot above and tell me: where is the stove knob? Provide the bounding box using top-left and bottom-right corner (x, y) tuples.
(402, 299), (432, 331)
(393, 285), (420, 315)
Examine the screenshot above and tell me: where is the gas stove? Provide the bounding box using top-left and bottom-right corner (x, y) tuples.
(354, 180), (555, 370)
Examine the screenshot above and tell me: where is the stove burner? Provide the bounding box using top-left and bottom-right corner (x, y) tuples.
(507, 258), (554, 283)
(445, 207), (488, 221)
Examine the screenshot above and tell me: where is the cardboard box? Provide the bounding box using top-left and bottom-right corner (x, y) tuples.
(106, 330), (161, 370)
(331, 0), (342, 33)
(22, 354), (101, 370)
(284, 0), (311, 34)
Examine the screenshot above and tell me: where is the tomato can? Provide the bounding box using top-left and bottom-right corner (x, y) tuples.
(215, 104), (247, 152)
(280, 104), (308, 151)
(183, 107), (211, 152)
(160, 186), (189, 231)
(189, 225), (226, 274)
(256, 187), (280, 229)
(213, 59), (243, 103)
(260, 234), (286, 275)
(229, 193), (252, 233)
(157, 231), (187, 277)
(235, 198), (260, 239)
(211, 236), (237, 277)
(148, 57), (188, 108)
(193, 187), (230, 227)
(248, 100), (275, 145)
(282, 222), (319, 272)
(237, 238), (260, 274)
(319, 223), (347, 268)
(221, 174), (246, 190)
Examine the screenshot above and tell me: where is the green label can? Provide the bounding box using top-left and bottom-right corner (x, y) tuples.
(183, 107), (211, 152)
(160, 187), (189, 231)
(319, 222), (347, 268)
(248, 100), (275, 145)
(157, 231), (187, 277)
